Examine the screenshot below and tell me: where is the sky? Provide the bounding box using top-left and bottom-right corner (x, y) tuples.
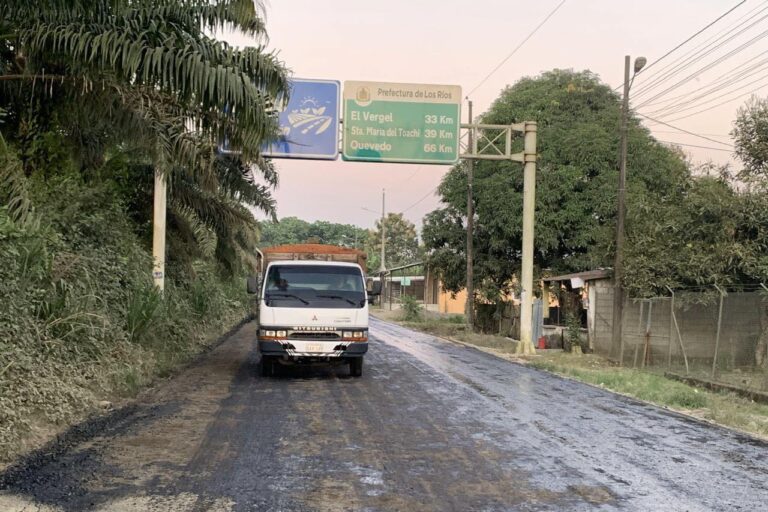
(224, 0), (766, 231)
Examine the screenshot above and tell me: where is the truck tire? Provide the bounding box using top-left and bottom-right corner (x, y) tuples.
(349, 357), (363, 377)
(261, 356), (273, 377)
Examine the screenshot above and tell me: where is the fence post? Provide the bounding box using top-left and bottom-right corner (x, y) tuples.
(642, 300), (653, 368)
(712, 284), (725, 379)
(633, 300), (644, 368)
(667, 292), (674, 368)
(665, 286), (689, 375)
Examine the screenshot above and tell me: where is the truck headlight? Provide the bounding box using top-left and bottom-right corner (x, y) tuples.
(276, 330), (287, 338)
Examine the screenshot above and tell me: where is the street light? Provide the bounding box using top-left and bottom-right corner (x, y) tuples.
(613, 55), (646, 364)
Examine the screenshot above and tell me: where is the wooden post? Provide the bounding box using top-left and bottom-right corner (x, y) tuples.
(712, 285), (725, 379)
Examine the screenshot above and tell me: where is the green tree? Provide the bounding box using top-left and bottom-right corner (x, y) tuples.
(732, 96), (768, 183)
(0, 0), (290, 273)
(259, 217), (367, 249)
(366, 213), (422, 271)
(423, 69), (689, 299)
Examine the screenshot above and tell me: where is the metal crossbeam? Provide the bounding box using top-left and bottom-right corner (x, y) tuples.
(460, 122), (527, 162)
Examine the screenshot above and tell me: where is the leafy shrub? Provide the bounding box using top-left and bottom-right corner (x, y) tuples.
(400, 294), (423, 322)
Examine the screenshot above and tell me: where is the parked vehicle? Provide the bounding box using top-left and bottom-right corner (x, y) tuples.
(247, 244), (380, 377)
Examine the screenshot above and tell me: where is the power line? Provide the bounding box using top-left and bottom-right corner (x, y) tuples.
(632, 1), (764, 99)
(467, 0), (567, 97)
(649, 71), (768, 119)
(615, 1), (748, 92)
(638, 113), (735, 147)
(662, 79), (768, 122)
(635, 22), (768, 108)
(657, 140), (734, 152)
(642, 53), (768, 115)
(651, 129), (731, 138)
(400, 185), (440, 215)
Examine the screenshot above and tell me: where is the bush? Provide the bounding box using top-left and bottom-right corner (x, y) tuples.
(400, 294), (423, 322)
(0, 173), (250, 462)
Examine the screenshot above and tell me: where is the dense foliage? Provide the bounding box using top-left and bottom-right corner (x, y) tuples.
(424, 69), (768, 300)
(259, 217), (367, 250)
(365, 213), (423, 272)
(0, 1), (289, 461)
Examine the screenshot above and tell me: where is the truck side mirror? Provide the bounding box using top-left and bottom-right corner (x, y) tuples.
(369, 280), (382, 296)
(247, 276), (261, 294)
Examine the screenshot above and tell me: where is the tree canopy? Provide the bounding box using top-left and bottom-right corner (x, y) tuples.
(366, 213), (422, 272)
(0, 0), (290, 275)
(259, 217), (367, 250)
(424, 69), (689, 299)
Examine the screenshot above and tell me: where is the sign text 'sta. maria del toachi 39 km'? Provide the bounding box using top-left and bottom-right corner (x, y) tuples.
(342, 81), (461, 164)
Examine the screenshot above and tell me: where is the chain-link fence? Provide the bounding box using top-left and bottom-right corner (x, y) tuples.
(593, 287), (768, 392)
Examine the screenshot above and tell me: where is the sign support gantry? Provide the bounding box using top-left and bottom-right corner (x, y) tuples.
(459, 121), (538, 355)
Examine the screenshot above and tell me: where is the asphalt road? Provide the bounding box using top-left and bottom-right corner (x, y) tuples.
(1, 318), (767, 511)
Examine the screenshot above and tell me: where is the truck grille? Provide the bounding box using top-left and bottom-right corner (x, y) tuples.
(288, 332), (341, 340)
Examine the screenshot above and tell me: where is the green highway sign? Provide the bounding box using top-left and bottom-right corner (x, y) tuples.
(342, 81), (461, 164)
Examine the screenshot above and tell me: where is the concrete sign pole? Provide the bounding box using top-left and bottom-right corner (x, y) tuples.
(153, 168), (167, 292)
(517, 122), (538, 354)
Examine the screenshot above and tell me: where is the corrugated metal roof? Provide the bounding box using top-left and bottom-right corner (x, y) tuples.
(542, 269), (612, 282)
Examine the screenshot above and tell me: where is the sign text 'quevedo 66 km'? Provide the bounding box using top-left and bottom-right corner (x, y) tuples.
(342, 81), (462, 164)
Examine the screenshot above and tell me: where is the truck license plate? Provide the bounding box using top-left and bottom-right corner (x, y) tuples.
(306, 343), (323, 352)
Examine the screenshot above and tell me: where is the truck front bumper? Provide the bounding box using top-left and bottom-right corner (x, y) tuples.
(258, 340), (368, 358)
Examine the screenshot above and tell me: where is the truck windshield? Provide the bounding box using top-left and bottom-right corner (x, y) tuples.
(264, 265), (365, 309)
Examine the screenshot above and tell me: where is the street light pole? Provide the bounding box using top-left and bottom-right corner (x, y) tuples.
(613, 55), (646, 365)
(380, 188), (386, 273)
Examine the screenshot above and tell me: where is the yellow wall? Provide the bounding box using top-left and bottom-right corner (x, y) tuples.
(439, 288), (467, 314)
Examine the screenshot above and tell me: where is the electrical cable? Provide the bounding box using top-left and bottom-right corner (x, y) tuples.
(642, 54), (768, 116)
(662, 79), (768, 122)
(636, 22), (768, 108)
(648, 72), (768, 119)
(614, 1), (748, 92)
(632, 1), (767, 99)
(638, 113), (734, 147)
(400, 185), (441, 215)
(657, 140), (734, 152)
(467, 0), (567, 97)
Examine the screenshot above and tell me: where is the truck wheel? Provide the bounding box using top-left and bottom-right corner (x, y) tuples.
(261, 356), (273, 377)
(349, 357), (363, 377)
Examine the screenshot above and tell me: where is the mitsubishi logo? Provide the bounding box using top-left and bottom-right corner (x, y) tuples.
(312, 315), (318, 321)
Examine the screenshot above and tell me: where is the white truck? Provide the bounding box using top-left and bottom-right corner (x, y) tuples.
(247, 244), (380, 377)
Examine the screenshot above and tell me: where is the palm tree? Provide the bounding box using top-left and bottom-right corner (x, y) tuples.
(0, 0), (290, 271)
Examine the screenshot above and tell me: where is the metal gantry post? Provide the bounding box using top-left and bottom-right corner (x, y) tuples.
(152, 168), (167, 292)
(458, 119), (537, 353)
(466, 100), (475, 330)
(518, 121), (538, 354)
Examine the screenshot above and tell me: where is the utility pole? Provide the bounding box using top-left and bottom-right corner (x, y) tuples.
(517, 122), (538, 354)
(152, 168), (167, 292)
(380, 188), (386, 272)
(613, 55), (646, 364)
(466, 100), (475, 330)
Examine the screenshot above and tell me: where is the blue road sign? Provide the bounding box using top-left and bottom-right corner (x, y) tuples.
(263, 78), (340, 160)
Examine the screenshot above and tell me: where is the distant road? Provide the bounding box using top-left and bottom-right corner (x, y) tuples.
(1, 318), (766, 511)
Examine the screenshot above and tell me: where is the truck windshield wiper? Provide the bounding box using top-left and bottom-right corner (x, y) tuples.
(265, 293), (309, 305)
(316, 294), (357, 306)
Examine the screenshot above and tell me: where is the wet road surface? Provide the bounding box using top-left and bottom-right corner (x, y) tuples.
(1, 318), (767, 511)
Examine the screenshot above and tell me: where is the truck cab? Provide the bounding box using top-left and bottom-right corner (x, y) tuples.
(248, 245), (379, 377)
